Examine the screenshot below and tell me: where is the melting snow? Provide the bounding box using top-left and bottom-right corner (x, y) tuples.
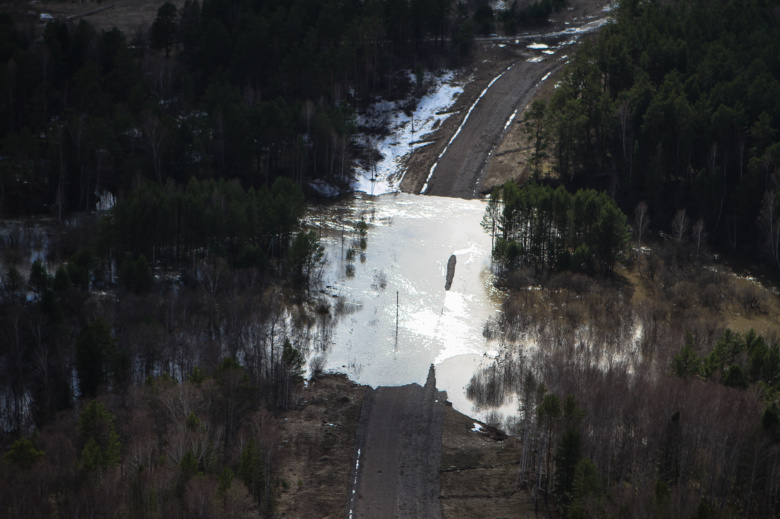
(353, 71), (463, 196)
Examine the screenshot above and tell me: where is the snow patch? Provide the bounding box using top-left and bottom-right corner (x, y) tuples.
(352, 71), (463, 196)
(96, 191), (116, 211)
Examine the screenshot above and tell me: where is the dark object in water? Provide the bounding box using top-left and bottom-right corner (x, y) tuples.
(445, 254), (456, 291)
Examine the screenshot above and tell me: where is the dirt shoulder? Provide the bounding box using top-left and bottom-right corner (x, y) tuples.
(274, 372), (550, 519)
(273, 375), (366, 519)
(440, 405), (552, 519)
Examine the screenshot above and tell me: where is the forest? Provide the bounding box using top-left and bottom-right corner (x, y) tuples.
(0, 0), (484, 216)
(533, 0), (780, 271)
(484, 181), (632, 277)
(4, 0), (780, 516)
(0, 0), (580, 515)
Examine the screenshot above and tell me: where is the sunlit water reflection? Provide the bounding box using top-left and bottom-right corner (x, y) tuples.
(306, 192), (515, 422)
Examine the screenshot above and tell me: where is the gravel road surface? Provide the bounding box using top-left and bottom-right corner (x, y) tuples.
(422, 59), (559, 199)
(347, 366), (447, 518)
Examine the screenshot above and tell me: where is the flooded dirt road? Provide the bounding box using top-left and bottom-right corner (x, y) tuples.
(307, 193), (507, 421)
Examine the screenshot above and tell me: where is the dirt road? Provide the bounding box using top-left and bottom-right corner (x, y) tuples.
(400, 1), (610, 199)
(420, 59), (560, 199)
(347, 366), (446, 518)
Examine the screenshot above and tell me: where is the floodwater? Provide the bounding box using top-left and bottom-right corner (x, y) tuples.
(306, 193), (516, 421)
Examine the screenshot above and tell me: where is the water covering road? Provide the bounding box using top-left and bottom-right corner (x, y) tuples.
(307, 193), (509, 420)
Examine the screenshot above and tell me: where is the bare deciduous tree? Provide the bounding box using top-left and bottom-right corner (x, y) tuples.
(672, 209), (690, 243)
(633, 202), (650, 272)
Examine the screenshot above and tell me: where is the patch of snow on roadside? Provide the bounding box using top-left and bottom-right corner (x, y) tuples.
(352, 71), (463, 196)
(503, 107), (520, 132)
(471, 422), (483, 433)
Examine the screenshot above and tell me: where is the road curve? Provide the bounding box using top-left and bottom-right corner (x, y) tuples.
(347, 365), (447, 519)
(421, 58), (559, 199)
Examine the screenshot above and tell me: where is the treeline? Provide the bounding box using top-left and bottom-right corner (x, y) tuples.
(674, 328), (780, 394)
(0, 0), (489, 216)
(499, 0), (568, 34)
(535, 0), (780, 269)
(484, 181), (631, 277)
(100, 177), (309, 274)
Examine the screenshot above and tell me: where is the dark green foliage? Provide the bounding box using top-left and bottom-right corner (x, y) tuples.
(239, 438), (265, 505)
(0, 0), (471, 216)
(554, 426), (582, 516)
(176, 450), (200, 496)
(237, 244), (268, 272)
(150, 2), (177, 58)
(506, 0), (568, 28)
(4, 265), (23, 297)
(569, 458), (603, 519)
(75, 317), (115, 398)
(672, 332), (700, 379)
(39, 289), (63, 323)
(699, 328), (780, 389)
(187, 366), (207, 386)
(101, 177), (306, 272)
(473, 2), (495, 36)
(658, 411), (682, 486)
(722, 364), (747, 389)
(545, 0), (780, 267)
(452, 2), (475, 58)
(53, 267), (72, 292)
(78, 400), (122, 470)
(217, 466), (234, 496)
(66, 248), (97, 291)
(487, 181), (631, 276)
(523, 100), (549, 180)
(287, 231), (324, 285)
(119, 253), (153, 293)
(4, 438), (44, 469)
(28, 259), (51, 297)
(283, 338), (304, 379)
